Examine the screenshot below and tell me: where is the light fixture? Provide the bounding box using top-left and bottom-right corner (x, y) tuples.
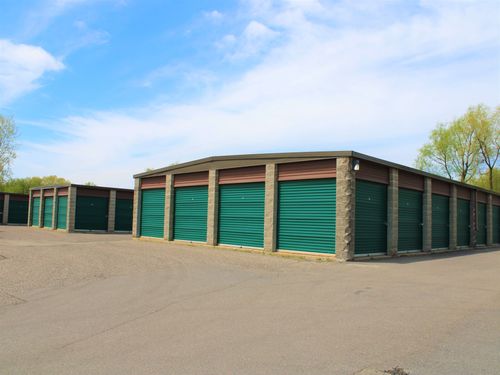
(352, 159), (360, 171)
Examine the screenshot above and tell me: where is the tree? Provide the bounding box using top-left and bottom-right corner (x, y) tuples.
(0, 115), (17, 183)
(469, 168), (500, 192)
(84, 181), (96, 186)
(466, 104), (500, 190)
(416, 116), (481, 183)
(0, 176), (71, 194)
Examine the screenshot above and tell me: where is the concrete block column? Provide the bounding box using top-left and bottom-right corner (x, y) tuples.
(107, 190), (116, 232)
(387, 168), (398, 256)
(132, 178), (141, 238)
(2, 194), (9, 224)
(67, 186), (77, 232)
(470, 190), (477, 248)
(423, 178), (432, 252)
(39, 189), (45, 227)
(449, 185), (457, 250)
(486, 194), (493, 246)
(206, 169), (219, 246)
(335, 157), (356, 261)
(264, 164), (278, 252)
(52, 188), (58, 230)
(164, 175), (174, 241)
(27, 190), (33, 226)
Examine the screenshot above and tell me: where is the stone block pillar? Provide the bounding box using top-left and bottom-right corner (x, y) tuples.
(449, 185), (457, 250)
(27, 190), (33, 226)
(206, 169), (219, 246)
(39, 189), (45, 227)
(264, 164), (278, 252)
(132, 178), (141, 238)
(2, 194), (9, 224)
(486, 194), (493, 246)
(335, 157), (356, 261)
(164, 175), (174, 241)
(52, 188), (58, 230)
(67, 186), (77, 232)
(107, 190), (116, 232)
(423, 178), (432, 252)
(470, 190), (477, 248)
(387, 168), (399, 256)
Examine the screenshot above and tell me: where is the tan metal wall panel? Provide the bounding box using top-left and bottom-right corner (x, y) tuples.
(398, 170), (424, 191)
(117, 190), (134, 199)
(277, 159), (336, 181)
(355, 160), (389, 184)
(32, 190), (41, 197)
(432, 179), (450, 196)
(141, 176), (166, 189)
(457, 186), (471, 200)
(218, 166), (265, 184)
(77, 188), (110, 198)
(174, 172), (209, 187)
(57, 187), (69, 196)
(477, 191), (487, 203)
(43, 189), (54, 197)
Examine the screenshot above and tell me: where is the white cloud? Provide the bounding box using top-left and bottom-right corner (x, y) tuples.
(14, 0), (500, 187)
(204, 10), (224, 21)
(221, 20), (280, 59)
(0, 39), (64, 106)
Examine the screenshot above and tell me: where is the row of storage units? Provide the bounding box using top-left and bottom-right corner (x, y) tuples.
(0, 192), (29, 225)
(29, 185), (134, 232)
(136, 154), (500, 257)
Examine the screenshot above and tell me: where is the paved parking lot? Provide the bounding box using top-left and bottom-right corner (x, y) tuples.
(1, 226), (499, 375)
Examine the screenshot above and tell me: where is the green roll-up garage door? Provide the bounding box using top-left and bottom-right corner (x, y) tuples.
(75, 196), (109, 231)
(219, 183), (264, 248)
(398, 188), (423, 252)
(32, 197), (40, 226)
(173, 186), (208, 242)
(457, 198), (470, 246)
(115, 199), (133, 231)
(57, 196), (68, 230)
(43, 197), (54, 228)
(493, 205), (499, 244)
(432, 194), (449, 249)
(140, 189), (165, 238)
(278, 178), (336, 254)
(355, 180), (387, 255)
(8, 200), (29, 224)
(477, 202), (486, 245)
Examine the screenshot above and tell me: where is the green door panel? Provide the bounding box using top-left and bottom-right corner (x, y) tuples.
(432, 194), (449, 249)
(398, 188), (423, 252)
(355, 180), (387, 255)
(140, 189), (165, 238)
(32, 197), (40, 226)
(493, 205), (499, 244)
(115, 198), (133, 231)
(43, 197), (54, 228)
(277, 178), (336, 254)
(457, 198), (470, 246)
(219, 183), (264, 248)
(173, 186), (208, 242)
(8, 200), (29, 224)
(75, 196), (109, 231)
(476, 202), (486, 245)
(57, 196), (68, 230)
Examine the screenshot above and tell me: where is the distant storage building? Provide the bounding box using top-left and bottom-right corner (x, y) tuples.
(28, 184), (134, 233)
(132, 151), (500, 260)
(0, 192), (29, 225)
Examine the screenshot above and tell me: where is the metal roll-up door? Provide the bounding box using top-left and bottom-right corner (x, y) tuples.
(457, 198), (470, 246)
(477, 202), (486, 245)
(140, 189), (165, 238)
(32, 197), (40, 226)
(8, 200), (29, 224)
(75, 196), (109, 231)
(115, 198), (133, 231)
(173, 186), (208, 242)
(355, 180), (387, 255)
(57, 196), (68, 229)
(278, 178), (336, 254)
(493, 206), (499, 244)
(432, 194), (449, 249)
(43, 197), (54, 228)
(219, 182), (264, 248)
(398, 188), (423, 252)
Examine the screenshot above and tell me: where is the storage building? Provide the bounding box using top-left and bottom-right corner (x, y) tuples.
(28, 184), (134, 233)
(0, 192), (29, 225)
(132, 152), (500, 260)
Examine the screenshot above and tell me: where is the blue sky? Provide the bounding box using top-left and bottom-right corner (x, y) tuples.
(1, 0), (499, 187)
